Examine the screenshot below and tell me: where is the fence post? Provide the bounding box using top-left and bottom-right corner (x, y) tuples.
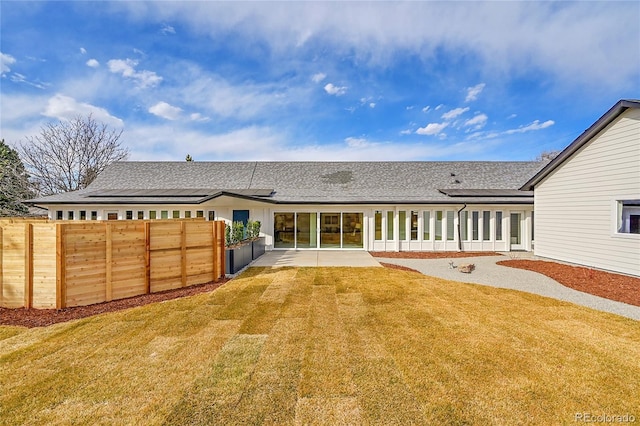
(145, 221), (151, 294)
(24, 223), (33, 309)
(105, 222), (113, 302)
(217, 221), (225, 277)
(56, 223), (66, 309)
(214, 222), (218, 281)
(181, 221), (187, 287)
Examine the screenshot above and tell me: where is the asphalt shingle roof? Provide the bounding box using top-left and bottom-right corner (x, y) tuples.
(29, 161), (545, 205)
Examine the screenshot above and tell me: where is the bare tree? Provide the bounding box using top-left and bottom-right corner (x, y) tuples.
(536, 150), (561, 162)
(1, 139), (35, 216)
(19, 115), (129, 195)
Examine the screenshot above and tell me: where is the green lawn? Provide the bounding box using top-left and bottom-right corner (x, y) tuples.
(1, 267), (639, 425)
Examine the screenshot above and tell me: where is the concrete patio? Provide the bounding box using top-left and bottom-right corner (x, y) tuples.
(250, 250), (382, 268)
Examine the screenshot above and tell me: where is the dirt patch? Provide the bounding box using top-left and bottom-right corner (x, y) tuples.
(379, 262), (422, 274)
(0, 279), (229, 328)
(371, 251), (500, 259)
(498, 260), (640, 307)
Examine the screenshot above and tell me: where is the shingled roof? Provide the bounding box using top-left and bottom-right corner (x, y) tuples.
(29, 161), (545, 205)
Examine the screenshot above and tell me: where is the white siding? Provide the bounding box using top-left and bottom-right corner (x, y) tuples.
(534, 108), (640, 276)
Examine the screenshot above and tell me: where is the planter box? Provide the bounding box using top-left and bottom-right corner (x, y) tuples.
(252, 237), (266, 260)
(225, 243), (253, 275)
(225, 237), (266, 275)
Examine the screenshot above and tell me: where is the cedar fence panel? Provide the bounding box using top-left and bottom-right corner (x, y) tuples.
(0, 219), (225, 309)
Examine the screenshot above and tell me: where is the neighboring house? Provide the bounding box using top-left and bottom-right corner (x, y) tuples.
(522, 99), (640, 277)
(28, 161), (543, 253)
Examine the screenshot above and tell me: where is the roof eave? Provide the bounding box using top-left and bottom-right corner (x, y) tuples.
(521, 99), (640, 190)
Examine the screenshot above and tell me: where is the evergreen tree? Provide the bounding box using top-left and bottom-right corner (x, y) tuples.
(0, 139), (34, 216)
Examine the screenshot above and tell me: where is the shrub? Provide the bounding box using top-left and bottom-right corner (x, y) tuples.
(246, 220), (261, 239)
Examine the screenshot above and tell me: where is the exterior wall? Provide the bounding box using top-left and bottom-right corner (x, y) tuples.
(38, 203), (534, 252)
(534, 108), (640, 276)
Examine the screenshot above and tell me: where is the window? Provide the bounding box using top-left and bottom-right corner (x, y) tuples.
(472, 211), (479, 241)
(342, 212), (363, 248)
(184, 211), (191, 219)
(374, 211), (382, 240)
(196, 210), (204, 218)
(208, 211), (215, 221)
(172, 210), (180, 219)
(297, 213), (317, 248)
(138, 211), (144, 220)
(482, 211), (491, 241)
(386, 211), (394, 240)
(80, 210), (86, 220)
(411, 211), (418, 240)
(91, 211), (97, 220)
(68, 211), (74, 220)
(161, 211), (169, 219)
(446, 211), (455, 241)
(126, 210), (133, 220)
(56, 210), (63, 220)
(399, 211), (407, 240)
(423, 211), (430, 240)
(149, 211), (157, 220)
(618, 200), (640, 234)
(495, 211), (503, 240)
(274, 213), (295, 248)
(460, 211), (468, 241)
(107, 212), (118, 220)
(435, 211), (443, 241)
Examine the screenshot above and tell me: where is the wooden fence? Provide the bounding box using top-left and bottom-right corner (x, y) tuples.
(0, 219), (225, 309)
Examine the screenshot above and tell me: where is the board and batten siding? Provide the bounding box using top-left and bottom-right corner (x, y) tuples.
(534, 108), (640, 276)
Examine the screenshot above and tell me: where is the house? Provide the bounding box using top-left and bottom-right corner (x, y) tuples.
(28, 99), (639, 277)
(522, 99), (640, 277)
(28, 161), (544, 253)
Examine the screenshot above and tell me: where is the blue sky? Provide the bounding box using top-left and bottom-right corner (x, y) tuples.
(1, 1), (638, 162)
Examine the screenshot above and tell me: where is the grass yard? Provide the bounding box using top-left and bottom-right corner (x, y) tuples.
(1, 267), (639, 425)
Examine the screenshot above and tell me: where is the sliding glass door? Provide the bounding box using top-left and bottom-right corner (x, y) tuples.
(274, 212), (363, 249)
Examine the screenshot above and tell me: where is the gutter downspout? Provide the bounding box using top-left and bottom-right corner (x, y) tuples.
(456, 204), (467, 252)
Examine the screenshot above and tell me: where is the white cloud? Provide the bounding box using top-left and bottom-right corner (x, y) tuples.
(176, 69), (290, 120)
(80, 47), (87, 55)
(10, 72), (48, 89)
(324, 83), (347, 96)
(508, 114), (517, 119)
(465, 83), (485, 102)
(369, 102), (376, 108)
(86, 59), (100, 68)
(311, 72), (326, 83)
(161, 24), (176, 35)
(112, 2), (637, 90)
(464, 113), (488, 129)
(148, 101), (183, 120)
(422, 105), (430, 113)
(441, 107), (469, 120)
(107, 58), (162, 88)
(416, 122), (448, 136)
(435, 104), (443, 111)
(345, 137), (373, 148)
(1, 52), (16, 75)
(189, 112), (210, 122)
(42, 94), (124, 128)
(505, 119), (555, 134)
(400, 129), (412, 135)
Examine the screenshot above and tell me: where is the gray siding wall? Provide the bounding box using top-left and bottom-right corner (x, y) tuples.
(534, 108), (640, 276)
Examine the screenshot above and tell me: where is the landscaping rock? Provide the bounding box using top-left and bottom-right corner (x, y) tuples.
(459, 263), (475, 273)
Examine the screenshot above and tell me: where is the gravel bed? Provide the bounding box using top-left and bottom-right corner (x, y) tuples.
(378, 254), (640, 321)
